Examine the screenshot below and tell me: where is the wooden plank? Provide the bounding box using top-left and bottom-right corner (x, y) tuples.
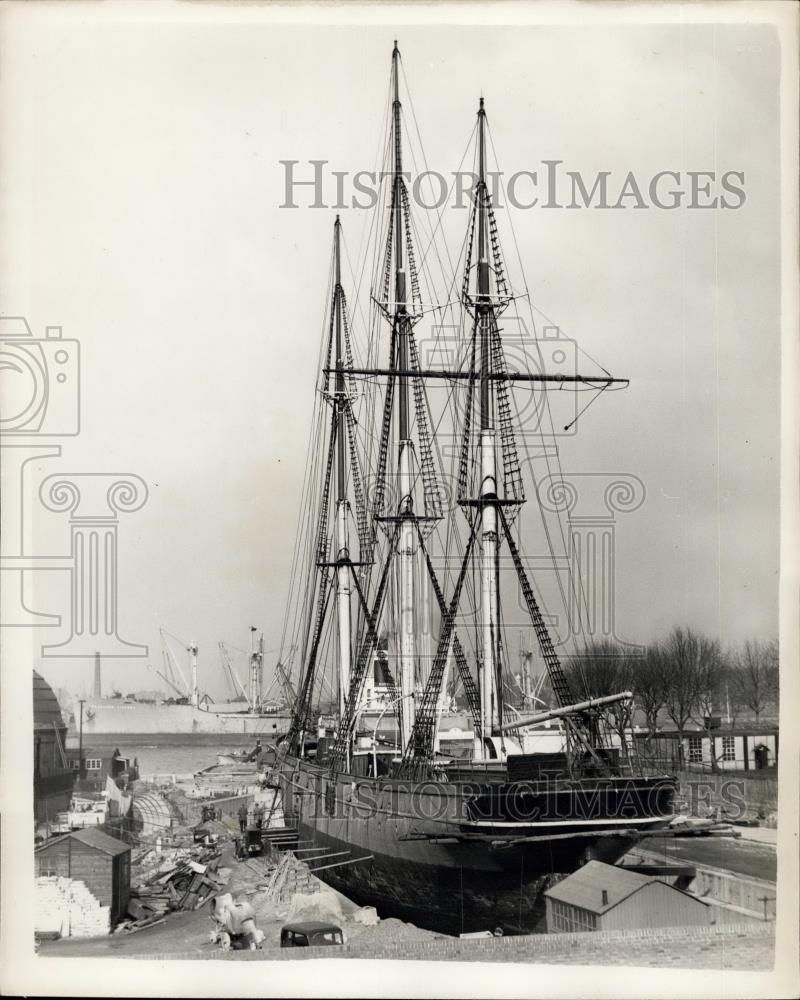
(308, 855), (373, 873)
(124, 917), (166, 935)
(292, 850), (350, 861)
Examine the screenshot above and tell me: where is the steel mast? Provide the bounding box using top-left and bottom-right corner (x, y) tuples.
(391, 41), (418, 748)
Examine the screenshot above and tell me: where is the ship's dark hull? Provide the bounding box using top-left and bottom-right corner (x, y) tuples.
(278, 757), (676, 935)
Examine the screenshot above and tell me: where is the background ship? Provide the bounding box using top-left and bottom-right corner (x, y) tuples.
(70, 630), (460, 738)
(69, 631), (293, 736)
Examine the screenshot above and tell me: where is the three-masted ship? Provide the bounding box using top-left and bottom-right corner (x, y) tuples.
(275, 43), (676, 935)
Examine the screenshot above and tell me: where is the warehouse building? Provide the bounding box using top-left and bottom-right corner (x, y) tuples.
(545, 861), (713, 933)
(632, 727), (778, 772)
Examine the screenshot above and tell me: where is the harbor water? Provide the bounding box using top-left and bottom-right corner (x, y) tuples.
(66, 733), (263, 779)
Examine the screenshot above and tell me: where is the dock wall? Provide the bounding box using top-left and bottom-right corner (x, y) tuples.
(624, 846), (776, 920)
(678, 770), (778, 821)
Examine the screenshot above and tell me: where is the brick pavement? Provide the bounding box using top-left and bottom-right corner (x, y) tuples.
(126, 922), (773, 969)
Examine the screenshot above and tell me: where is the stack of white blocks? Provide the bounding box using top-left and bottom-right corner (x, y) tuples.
(36, 877), (111, 938)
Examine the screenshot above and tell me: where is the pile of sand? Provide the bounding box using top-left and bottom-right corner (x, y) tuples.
(286, 887), (346, 925)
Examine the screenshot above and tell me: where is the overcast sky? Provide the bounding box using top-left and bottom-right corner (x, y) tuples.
(2, 13), (781, 700)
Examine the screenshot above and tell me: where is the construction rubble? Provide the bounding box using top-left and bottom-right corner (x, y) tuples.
(117, 841), (230, 933)
(50, 810), (443, 953)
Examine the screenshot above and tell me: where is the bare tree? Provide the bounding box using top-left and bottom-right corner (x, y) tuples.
(692, 642), (726, 727)
(563, 640), (635, 754)
(633, 643), (669, 737)
(563, 639), (630, 697)
(719, 657), (746, 727)
(730, 638), (779, 724)
(661, 626), (722, 740)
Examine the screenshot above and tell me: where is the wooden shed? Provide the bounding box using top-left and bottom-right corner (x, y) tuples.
(35, 828), (131, 924)
(545, 861), (712, 933)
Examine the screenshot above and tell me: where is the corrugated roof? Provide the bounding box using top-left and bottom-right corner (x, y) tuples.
(544, 861), (654, 914)
(33, 671), (65, 731)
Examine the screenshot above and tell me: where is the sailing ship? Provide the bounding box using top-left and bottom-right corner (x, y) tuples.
(276, 43), (676, 935)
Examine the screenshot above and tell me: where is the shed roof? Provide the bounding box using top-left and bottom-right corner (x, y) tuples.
(544, 861), (655, 914)
(33, 671), (65, 731)
(71, 827), (131, 855)
(36, 827), (130, 857)
(65, 746), (118, 759)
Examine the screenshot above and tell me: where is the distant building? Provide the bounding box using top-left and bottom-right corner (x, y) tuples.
(681, 728), (778, 771)
(64, 745), (139, 795)
(632, 727), (778, 772)
(544, 861), (713, 933)
(35, 827), (131, 926)
(34, 672), (75, 826)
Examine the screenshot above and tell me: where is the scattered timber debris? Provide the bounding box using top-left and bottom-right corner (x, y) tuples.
(116, 844), (230, 933)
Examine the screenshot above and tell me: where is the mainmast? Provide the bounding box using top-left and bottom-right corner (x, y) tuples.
(391, 40), (418, 748)
(333, 216), (352, 718)
(475, 98), (501, 743)
(322, 42), (446, 774)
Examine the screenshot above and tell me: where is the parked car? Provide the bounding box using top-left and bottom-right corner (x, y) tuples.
(280, 921), (344, 948)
